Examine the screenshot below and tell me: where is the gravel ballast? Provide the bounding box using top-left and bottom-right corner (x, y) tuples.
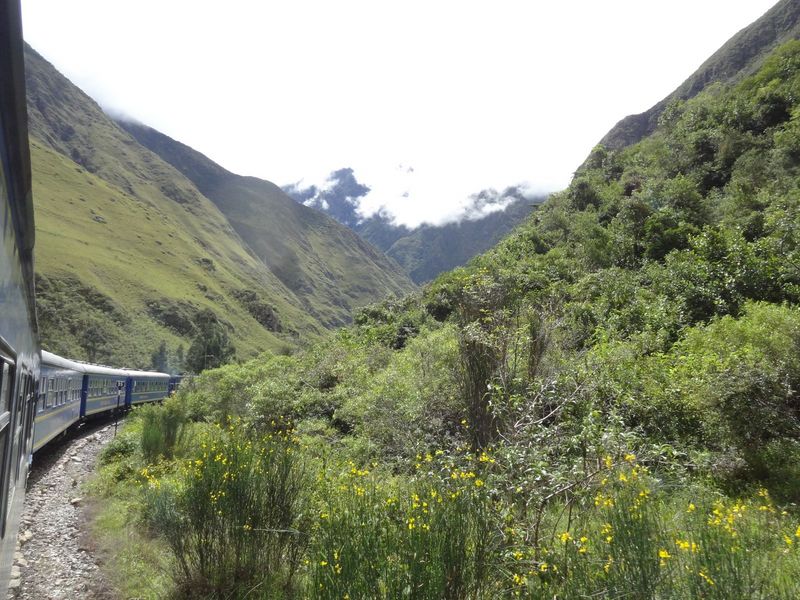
(9, 423), (119, 600)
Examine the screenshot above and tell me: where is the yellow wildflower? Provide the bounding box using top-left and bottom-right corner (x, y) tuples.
(698, 570), (715, 586)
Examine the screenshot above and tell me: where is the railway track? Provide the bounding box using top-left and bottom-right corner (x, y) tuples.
(9, 420), (120, 599)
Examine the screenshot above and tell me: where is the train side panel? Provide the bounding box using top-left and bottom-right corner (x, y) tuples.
(32, 351), (83, 452)
(125, 371), (170, 406)
(0, 0), (38, 592)
(83, 366), (127, 417)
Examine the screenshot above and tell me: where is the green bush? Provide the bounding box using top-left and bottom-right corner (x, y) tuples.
(139, 398), (188, 464)
(308, 467), (499, 599)
(145, 423), (308, 598)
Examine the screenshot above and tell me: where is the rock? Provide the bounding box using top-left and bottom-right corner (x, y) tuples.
(69, 498), (82, 506)
(7, 579), (19, 589)
(19, 530), (32, 544)
(9, 567), (19, 579)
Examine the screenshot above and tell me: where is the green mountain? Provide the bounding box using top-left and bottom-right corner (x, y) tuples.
(25, 44), (413, 367)
(283, 168), (544, 283)
(116, 122), (415, 327)
(599, 0), (800, 151)
(366, 193), (541, 283)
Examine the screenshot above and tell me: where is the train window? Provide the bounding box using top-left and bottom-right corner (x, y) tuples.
(0, 363), (8, 414)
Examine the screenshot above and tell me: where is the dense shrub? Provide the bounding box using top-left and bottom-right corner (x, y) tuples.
(145, 423), (308, 598)
(139, 397), (187, 463)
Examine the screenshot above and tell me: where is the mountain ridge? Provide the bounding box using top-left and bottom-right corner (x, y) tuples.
(116, 120), (415, 327)
(598, 0), (800, 152)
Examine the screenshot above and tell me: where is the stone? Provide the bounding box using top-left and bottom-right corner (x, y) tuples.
(7, 579), (19, 589)
(69, 498), (82, 506)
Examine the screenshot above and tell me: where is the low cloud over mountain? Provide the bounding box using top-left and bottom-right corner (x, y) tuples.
(284, 167), (540, 230)
(284, 168), (545, 283)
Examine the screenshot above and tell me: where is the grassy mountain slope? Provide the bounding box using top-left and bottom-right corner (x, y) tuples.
(26, 44), (326, 365)
(599, 0), (800, 151)
(117, 121), (416, 328)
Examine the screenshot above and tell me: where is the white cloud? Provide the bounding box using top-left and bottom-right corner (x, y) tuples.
(21, 0), (778, 227)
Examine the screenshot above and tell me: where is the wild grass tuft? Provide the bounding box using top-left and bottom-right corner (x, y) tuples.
(139, 397), (188, 464)
(144, 420), (308, 598)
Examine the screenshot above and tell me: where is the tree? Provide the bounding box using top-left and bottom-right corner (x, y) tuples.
(175, 344), (185, 374)
(151, 340), (168, 372)
(185, 309), (235, 373)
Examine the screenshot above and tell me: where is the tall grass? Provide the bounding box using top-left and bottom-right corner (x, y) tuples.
(507, 458), (800, 599)
(308, 466), (500, 599)
(139, 398), (187, 463)
(132, 430), (800, 599)
(145, 422), (308, 598)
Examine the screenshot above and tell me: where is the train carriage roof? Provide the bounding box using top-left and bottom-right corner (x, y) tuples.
(77, 362), (128, 378)
(124, 369), (170, 380)
(41, 350), (87, 373)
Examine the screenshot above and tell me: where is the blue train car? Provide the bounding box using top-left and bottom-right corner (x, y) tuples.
(32, 351), (84, 452)
(168, 375), (185, 395)
(0, 0), (39, 591)
(125, 370), (170, 407)
(82, 364), (128, 417)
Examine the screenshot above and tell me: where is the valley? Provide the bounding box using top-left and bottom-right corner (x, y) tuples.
(20, 0), (800, 598)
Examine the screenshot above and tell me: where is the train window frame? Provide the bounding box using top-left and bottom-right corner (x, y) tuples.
(0, 342), (16, 538)
(46, 378), (53, 408)
(0, 363), (8, 417)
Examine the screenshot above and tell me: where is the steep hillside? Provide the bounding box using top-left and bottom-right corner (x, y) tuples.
(117, 121), (416, 327)
(283, 168), (543, 283)
(369, 194), (539, 283)
(599, 0), (800, 151)
(25, 44), (326, 366)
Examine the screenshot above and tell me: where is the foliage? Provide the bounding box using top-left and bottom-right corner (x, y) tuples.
(139, 397), (188, 463)
(185, 309), (236, 373)
(144, 421), (309, 598)
(85, 39), (800, 600)
(308, 463), (499, 599)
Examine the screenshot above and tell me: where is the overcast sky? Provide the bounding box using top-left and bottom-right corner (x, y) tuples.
(22, 0), (778, 227)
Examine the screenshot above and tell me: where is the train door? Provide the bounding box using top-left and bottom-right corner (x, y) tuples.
(12, 370), (31, 480)
(19, 374), (35, 469)
(5, 366), (30, 522)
